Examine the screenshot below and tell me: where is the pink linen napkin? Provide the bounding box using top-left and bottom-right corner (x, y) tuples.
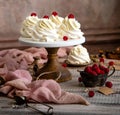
(0, 47), (89, 105)
(0, 47), (48, 76)
(0, 70), (89, 105)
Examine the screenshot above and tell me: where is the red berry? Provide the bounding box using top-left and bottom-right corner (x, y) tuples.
(88, 90), (95, 97)
(100, 58), (104, 63)
(105, 81), (113, 88)
(52, 11), (58, 16)
(99, 65), (105, 70)
(96, 68), (102, 75)
(99, 70), (105, 74)
(90, 71), (98, 76)
(78, 77), (82, 82)
(63, 36), (68, 41)
(84, 66), (92, 72)
(99, 65), (109, 74)
(62, 63), (67, 68)
(43, 15), (49, 19)
(31, 12), (37, 16)
(104, 68), (109, 73)
(92, 64), (101, 75)
(68, 14), (74, 19)
(85, 66), (97, 76)
(109, 61), (114, 66)
(92, 64), (98, 70)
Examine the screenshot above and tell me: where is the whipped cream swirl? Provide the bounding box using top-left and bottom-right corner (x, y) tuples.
(67, 45), (91, 65)
(20, 16), (40, 38)
(59, 17), (84, 39)
(50, 15), (64, 28)
(32, 18), (59, 42)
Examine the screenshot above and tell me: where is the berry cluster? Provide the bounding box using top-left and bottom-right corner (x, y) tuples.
(84, 58), (114, 77)
(84, 63), (109, 76)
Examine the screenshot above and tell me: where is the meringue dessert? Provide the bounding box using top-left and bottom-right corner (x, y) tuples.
(66, 45), (91, 65)
(49, 11), (64, 28)
(32, 18), (59, 42)
(20, 11), (85, 42)
(58, 14), (84, 40)
(20, 13), (40, 38)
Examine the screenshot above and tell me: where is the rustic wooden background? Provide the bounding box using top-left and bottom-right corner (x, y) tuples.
(0, 0), (120, 54)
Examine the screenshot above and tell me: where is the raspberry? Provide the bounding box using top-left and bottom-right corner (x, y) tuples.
(99, 70), (105, 74)
(104, 68), (109, 73)
(43, 15), (49, 19)
(99, 58), (104, 63)
(99, 65), (109, 74)
(52, 11), (58, 16)
(31, 12), (37, 16)
(105, 81), (113, 88)
(96, 68), (102, 74)
(84, 66), (92, 73)
(78, 77), (82, 82)
(92, 64), (101, 75)
(109, 61), (114, 66)
(99, 65), (105, 70)
(68, 14), (74, 19)
(92, 64), (98, 70)
(62, 63), (67, 68)
(88, 90), (95, 97)
(63, 36), (68, 41)
(85, 66), (97, 76)
(90, 71), (97, 76)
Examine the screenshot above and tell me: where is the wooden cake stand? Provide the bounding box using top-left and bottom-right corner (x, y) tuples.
(19, 37), (85, 82)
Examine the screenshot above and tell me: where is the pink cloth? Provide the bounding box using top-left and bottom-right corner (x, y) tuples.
(0, 47), (89, 105)
(0, 47), (48, 77)
(0, 70), (89, 105)
(0, 47), (71, 76)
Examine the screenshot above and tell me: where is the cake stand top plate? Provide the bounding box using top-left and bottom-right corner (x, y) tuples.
(19, 37), (85, 48)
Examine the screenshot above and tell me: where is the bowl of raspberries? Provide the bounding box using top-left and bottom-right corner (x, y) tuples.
(78, 58), (115, 87)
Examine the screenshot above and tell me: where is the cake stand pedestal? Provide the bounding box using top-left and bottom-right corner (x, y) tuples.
(36, 48), (72, 82)
(19, 37), (85, 82)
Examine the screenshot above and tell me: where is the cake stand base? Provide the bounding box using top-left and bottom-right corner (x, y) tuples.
(36, 48), (72, 82)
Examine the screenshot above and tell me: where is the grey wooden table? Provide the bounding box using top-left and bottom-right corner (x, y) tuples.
(0, 67), (120, 115)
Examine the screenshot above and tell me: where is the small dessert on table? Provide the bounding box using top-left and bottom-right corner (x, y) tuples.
(66, 45), (91, 66)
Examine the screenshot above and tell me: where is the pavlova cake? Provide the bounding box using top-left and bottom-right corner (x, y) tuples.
(20, 11), (85, 42)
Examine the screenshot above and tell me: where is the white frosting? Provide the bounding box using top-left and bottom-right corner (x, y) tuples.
(67, 45), (91, 64)
(58, 17), (84, 40)
(20, 16), (40, 38)
(32, 18), (59, 42)
(49, 15), (64, 28)
(20, 13), (85, 42)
